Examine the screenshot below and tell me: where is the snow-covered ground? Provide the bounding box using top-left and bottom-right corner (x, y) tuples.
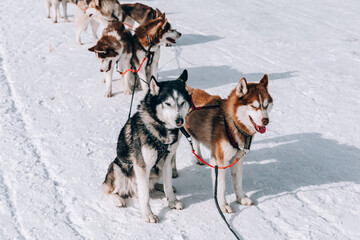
(0, 0), (359, 239)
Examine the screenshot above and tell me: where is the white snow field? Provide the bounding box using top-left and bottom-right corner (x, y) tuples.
(0, 0), (359, 239)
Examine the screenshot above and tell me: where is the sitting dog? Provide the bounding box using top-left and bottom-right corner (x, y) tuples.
(45, 0), (70, 23)
(88, 21), (132, 97)
(184, 75), (273, 213)
(102, 70), (191, 223)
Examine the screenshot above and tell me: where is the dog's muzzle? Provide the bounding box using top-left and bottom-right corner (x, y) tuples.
(175, 117), (184, 127)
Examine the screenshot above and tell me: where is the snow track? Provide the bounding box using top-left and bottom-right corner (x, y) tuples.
(0, 54), (84, 239)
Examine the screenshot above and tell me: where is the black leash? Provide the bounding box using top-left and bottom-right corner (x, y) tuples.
(214, 166), (241, 240)
(127, 72), (138, 119)
(126, 36), (153, 120)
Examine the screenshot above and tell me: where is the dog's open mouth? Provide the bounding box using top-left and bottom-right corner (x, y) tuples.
(166, 37), (176, 44)
(249, 116), (266, 134)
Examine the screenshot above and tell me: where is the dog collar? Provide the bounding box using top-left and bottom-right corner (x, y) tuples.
(224, 117), (252, 152)
(134, 36), (155, 67)
(233, 121), (253, 151)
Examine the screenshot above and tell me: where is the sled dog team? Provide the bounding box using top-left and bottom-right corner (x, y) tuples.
(45, 0), (273, 223)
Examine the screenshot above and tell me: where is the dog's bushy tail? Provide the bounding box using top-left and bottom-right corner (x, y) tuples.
(102, 162), (116, 195)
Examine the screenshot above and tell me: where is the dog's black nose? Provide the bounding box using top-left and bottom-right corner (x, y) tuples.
(262, 118), (269, 126)
(179, 32), (182, 37)
(176, 118), (184, 126)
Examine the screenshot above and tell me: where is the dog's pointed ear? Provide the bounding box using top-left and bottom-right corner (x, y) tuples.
(260, 74), (268, 88)
(177, 69), (188, 83)
(155, 8), (162, 17)
(95, 0), (101, 7)
(88, 45), (96, 52)
(150, 76), (160, 95)
(161, 12), (166, 19)
(236, 78), (248, 97)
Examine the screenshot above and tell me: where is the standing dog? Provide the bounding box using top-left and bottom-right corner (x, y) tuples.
(185, 75), (273, 213)
(121, 3), (181, 46)
(75, 0), (100, 45)
(88, 20), (133, 97)
(45, 0), (70, 23)
(102, 70), (191, 223)
(130, 13), (181, 94)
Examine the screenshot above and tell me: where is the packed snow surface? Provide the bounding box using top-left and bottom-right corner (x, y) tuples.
(0, 0), (359, 239)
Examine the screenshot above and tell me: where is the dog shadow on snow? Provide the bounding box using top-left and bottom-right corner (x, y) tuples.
(170, 132), (360, 212)
(160, 66), (296, 89)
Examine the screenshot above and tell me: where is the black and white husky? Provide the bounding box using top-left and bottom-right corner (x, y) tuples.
(102, 70), (191, 223)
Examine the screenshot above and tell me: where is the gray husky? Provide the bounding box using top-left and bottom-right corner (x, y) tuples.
(102, 70), (191, 223)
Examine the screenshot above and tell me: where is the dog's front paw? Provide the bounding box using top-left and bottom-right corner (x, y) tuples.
(144, 214), (159, 223)
(53, 20), (57, 23)
(65, 19), (70, 23)
(105, 91), (112, 98)
(237, 197), (253, 206)
(109, 194), (126, 208)
(220, 204), (234, 213)
(169, 200), (183, 210)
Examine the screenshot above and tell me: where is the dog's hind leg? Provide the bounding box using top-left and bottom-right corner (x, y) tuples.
(230, 156), (252, 206)
(52, 0), (60, 23)
(211, 156), (234, 213)
(192, 139), (204, 165)
(102, 162), (126, 207)
(90, 20), (99, 40)
(61, 0), (69, 22)
(134, 163), (158, 223)
(45, 0), (51, 18)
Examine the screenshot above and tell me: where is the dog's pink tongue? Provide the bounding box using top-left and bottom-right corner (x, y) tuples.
(256, 125), (266, 134)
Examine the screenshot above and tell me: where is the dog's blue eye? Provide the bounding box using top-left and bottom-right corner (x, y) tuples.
(165, 103), (171, 106)
(180, 101), (185, 106)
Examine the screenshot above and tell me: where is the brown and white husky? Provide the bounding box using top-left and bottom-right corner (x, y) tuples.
(129, 13), (181, 94)
(121, 3), (181, 46)
(88, 21), (133, 97)
(185, 75), (273, 213)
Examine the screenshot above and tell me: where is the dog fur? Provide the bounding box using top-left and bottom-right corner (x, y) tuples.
(121, 3), (163, 27)
(121, 3), (181, 46)
(184, 74), (273, 213)
(85, 0), (123, 27)
(75, 0), (100, 45)
(102, 70), (191, 223)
